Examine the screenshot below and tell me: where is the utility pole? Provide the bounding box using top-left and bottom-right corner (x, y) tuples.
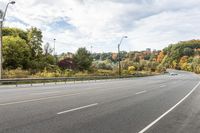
(118, 36), (128, 77)
(0, 1), (15, 79)
(53, 38), (56, 56)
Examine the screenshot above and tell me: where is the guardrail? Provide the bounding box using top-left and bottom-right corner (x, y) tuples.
(0, 75), (135, 87)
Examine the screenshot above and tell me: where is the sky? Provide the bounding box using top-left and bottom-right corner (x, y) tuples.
(0, 0), (200, 54)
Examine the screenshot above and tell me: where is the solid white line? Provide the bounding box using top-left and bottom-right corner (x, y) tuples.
(135, 91), (147, 95)
(57, 103), (98, 115)
(138, 81), (200, 133)
(0, 92), (82, 106)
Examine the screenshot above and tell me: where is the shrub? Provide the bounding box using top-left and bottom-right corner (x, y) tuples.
(95, 69), (116, 76)
(3, 68), (30, 78)
(74, 71), (89, 77)
(128, 66), (135, 75)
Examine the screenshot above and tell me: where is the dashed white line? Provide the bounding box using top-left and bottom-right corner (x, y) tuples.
(135, 91), (147, 95)
(30, 91), (62, 95)
(138, 81), (200, 133)
(57, 103), (98, 115)
(160, 85), (166, 88)
(0, 92), (83, 106)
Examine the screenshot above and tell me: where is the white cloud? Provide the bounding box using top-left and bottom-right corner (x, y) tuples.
(1, 0), (200, 53)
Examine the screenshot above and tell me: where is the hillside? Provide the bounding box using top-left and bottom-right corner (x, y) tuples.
(160, 40), (200, 73)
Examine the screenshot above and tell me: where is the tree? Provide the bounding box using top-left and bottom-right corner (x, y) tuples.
(157, 51), (165, 63)
(58, 58), (76, 70)
(192, 57), (200, 73)
(44, 42), (53, 55)
(2, 27), (28, 42)
(3, 36), (31, 69)
(144, 54), (151, 60)
(179, 56), (189, 70)
(73, 48), (93, 71)
(183, 47), (194, 56)
(27, 27), (43, 58)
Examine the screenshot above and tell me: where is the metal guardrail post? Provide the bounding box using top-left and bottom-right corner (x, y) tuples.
(43, 79), (45, 86)
(31, 79), (32, 86)
(15, 81), (17, 87)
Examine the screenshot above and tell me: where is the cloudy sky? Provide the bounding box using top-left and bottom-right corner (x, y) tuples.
(0, 0), (200, 53)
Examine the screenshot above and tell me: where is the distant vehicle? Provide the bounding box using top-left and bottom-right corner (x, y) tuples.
(170, 73), (178, 76)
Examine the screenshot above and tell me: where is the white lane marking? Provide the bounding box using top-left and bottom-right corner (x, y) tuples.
(135, 91), (147, 95)
(57, 103), (98, 115)
(160, 85), (166, 88)
(138, 81), (200, 133)
(30, 91), (62, 95)
(0, 92), (83, 106)
(0, 84), (130, 106)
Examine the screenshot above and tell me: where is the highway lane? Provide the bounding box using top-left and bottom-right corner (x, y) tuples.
(0, 70), (199, 133)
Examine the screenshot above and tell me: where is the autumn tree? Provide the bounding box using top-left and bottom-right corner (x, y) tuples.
(157, 51), (165, 63)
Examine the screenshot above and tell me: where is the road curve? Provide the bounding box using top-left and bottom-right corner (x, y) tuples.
(0, 70), (199, 133)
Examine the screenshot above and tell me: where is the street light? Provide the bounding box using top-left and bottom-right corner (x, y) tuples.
(0, 1), (15, 79)
(118, 36), (128, 77)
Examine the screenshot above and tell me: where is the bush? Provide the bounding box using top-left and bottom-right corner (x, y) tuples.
(33, 68), (62, 78)
(74, 71), (89, 77)
(62, 69), (74, 77)
(95, 69), (116, 76)
(3, 68), (30, 78)
(128, 66), (135, 75)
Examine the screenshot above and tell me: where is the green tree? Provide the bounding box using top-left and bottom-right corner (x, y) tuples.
(27, 27), (43, 58)
(2, 27), (28, 41)
(73, 48), (93, 71)
(183, 47), (194, 56)
(44, 42), (53, 55)
(3, 36), (31, 69)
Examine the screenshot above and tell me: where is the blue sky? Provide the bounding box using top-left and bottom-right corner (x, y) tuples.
(0, 0), (200, 54)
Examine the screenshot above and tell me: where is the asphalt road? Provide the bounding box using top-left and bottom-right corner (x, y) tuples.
(0, 70), (200, 133)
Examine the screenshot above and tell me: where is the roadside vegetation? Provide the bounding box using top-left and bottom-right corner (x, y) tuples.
(2, 27), (200, 78)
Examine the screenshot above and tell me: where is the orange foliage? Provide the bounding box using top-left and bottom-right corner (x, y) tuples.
(157, 51), (165, 63)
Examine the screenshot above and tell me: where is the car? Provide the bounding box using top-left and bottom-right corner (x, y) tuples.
(170, 73), (178, 76)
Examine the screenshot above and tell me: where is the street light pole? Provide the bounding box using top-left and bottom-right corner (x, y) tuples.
(0, 1), (15, 79)
(118, 36), (128, 77)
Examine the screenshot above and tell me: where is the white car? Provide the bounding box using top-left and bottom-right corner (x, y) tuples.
(170, 73), (178, 76)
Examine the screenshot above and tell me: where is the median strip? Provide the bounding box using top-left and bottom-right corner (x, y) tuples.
(57, 103), (98, 115)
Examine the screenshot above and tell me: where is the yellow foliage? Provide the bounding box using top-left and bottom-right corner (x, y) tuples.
(157, 51), (165, 63)
(128, 66), (135, 75)
(3, 68), (30, 78)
